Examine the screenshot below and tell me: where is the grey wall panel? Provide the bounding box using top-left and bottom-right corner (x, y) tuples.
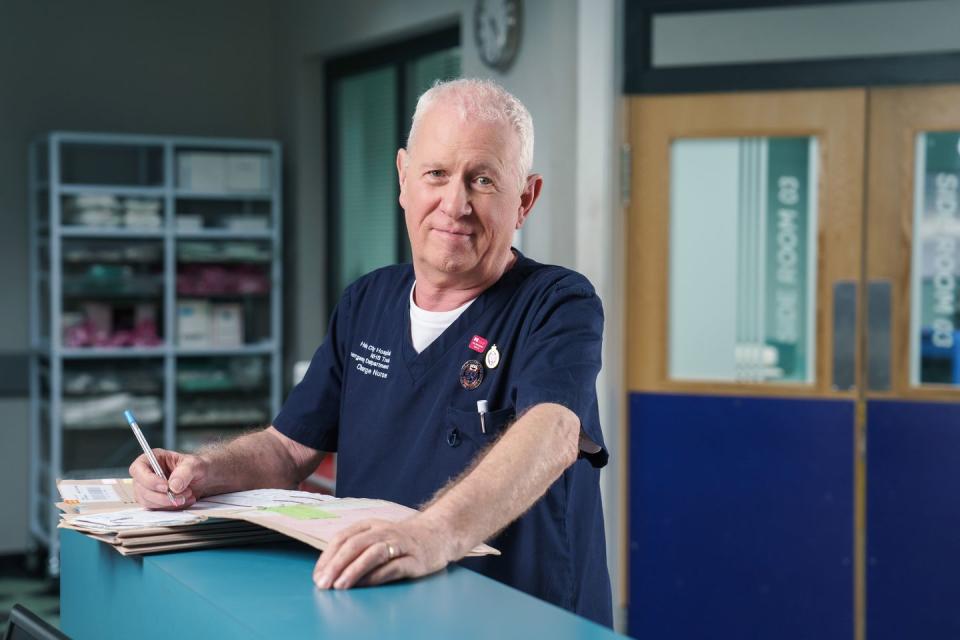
(0, 399), (29, 553)
(0, 353), (28, 396)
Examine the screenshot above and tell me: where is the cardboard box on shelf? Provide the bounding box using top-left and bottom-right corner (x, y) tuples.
(176, 215), (204, 232)
(223, 215), (269, 232)
(178, 153), (271, 194)
(177, 153), (227, 193)
(226, 154), (270, 192)
(177, 300), (211, 348)
(82, 302), (112, 334)
(211, 304), (243, 347)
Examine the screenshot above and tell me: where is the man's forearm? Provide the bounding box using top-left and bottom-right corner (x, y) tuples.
(193, 427), (321, 497)
(419, 402), (580, 559)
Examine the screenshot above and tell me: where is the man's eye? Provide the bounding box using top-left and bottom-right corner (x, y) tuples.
(476, 176), (493, 186)
(427, 170), (445, 178)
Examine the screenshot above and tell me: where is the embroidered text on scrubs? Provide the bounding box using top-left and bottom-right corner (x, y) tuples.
(350, 341), (392, 379)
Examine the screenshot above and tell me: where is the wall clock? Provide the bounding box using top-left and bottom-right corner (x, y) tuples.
(474, 0), (522, 71)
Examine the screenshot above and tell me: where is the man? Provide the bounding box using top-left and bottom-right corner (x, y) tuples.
(130, 78), (611, 626)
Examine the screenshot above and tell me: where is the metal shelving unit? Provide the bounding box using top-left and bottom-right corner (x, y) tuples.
(29, 132), (283, 574)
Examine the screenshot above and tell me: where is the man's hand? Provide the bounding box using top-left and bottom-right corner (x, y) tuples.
(128, 428), (324, 511)
(129, 449), (208, 510)
(312, 403), (579, 591)
(313, 514), (455, 590)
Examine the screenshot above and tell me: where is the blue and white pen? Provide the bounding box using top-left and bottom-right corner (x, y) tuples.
(124, 410), (177, 506)
(476, 400), (489, 434)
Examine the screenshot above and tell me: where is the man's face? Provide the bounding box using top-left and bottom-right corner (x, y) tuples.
(397, 103), (540, 284)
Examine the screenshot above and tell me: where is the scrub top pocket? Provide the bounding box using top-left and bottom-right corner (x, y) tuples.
(444, 405), (515, 449)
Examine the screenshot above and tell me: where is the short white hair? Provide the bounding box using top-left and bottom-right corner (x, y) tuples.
(406, 78), (534, 188)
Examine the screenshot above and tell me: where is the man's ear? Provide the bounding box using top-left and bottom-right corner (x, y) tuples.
(396, 148), (408, 208)
(516, 174), (543, 229)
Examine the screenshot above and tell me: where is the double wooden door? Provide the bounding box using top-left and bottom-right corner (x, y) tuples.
(628, 86), (960, 640)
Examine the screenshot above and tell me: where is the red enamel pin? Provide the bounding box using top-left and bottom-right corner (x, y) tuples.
(469, 335), (488, 353)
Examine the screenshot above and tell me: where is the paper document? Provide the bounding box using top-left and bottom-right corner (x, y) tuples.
(238, 498), (499, 557)
(71, 508), (206, 531)
(57, 478), (136, 506)
(59, 483), (123, 504)
(191, 489), (336, 510)
(56, 481), (500, 558)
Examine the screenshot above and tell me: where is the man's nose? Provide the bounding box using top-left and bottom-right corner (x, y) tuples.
(440, 179), (471, 218)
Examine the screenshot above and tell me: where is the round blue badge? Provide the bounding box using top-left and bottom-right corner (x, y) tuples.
(459, 360), (484, 390)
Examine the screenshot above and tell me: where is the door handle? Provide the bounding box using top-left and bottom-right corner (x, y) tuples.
(867, 280), (892, 391)
(833, 281), (857, 391)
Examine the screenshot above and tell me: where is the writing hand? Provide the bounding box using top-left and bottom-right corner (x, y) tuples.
(129, 449), (207, 510)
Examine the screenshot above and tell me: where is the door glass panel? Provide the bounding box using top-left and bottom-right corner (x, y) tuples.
(668, 137), (819, 383)
(910, 131), (960, 386)
(334, 66), (399, 298)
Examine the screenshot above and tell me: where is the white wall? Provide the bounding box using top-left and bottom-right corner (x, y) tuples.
(574, 0), (626, 624)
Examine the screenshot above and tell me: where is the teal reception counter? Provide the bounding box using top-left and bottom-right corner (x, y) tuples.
(60, 529), (624, 639)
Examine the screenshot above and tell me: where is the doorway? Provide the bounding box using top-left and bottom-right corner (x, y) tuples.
(627, 86), (960, 639)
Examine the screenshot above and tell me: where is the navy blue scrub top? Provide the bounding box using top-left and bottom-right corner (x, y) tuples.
(274, 251), (612, 627)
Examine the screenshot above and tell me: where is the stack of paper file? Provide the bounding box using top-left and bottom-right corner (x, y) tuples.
(63, 511), (285, 556)
(57, 479), (500, 557)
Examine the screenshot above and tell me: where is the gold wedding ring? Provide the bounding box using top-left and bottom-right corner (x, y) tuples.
(386, 542), (397, 560)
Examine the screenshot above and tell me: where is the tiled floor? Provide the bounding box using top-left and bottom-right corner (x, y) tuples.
(0, 556), (62, 635)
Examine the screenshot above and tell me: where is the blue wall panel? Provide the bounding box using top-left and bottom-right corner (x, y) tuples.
(629, 393), (854, 640)
(867, 400), (960, 640)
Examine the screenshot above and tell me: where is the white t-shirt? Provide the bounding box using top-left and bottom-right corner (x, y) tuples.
(409, 282), (476, 353)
